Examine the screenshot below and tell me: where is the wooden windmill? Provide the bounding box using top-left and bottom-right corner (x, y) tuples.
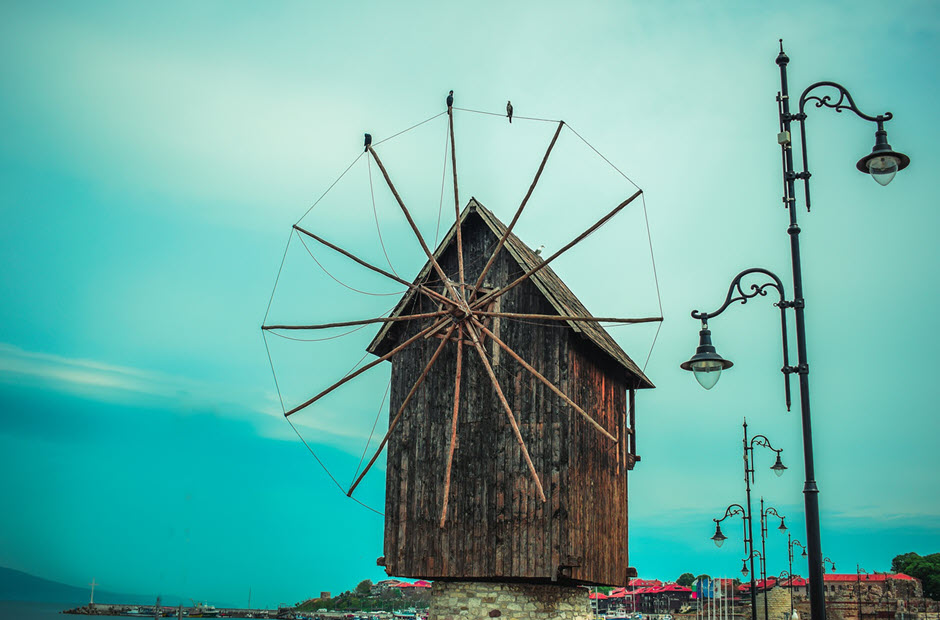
(263, 111), (660, 587)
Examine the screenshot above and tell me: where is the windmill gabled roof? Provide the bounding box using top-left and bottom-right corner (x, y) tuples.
(367, 197), (654, 388)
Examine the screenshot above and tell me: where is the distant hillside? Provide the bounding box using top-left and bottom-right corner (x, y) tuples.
(0, 566), (185, 605)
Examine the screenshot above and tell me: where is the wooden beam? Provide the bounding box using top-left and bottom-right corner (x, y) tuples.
(263, 311), (448, 331)
(473, 312), (663, 325)
(472, 189), (643, 310)
(285, 319), (447, 417)
(439, 324), (463, 528)
(368, 146), (465, 306)
(449, 109), (465, 298)
(293, 224), (455, 309)
(472, 121), (564, 294)
(471, 318), (618, 443)
(464, 322), (546, 503)
(346, 324), (456, 497)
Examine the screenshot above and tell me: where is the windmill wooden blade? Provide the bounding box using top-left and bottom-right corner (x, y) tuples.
(473, 189), (643, 310)
(346, 323), (456, 497)
(472, 120), (564, 294)
(293, 224), (456, 309)
(448, 110), (465, 296)
(284, 318), (447, 417)
(464, 322), (546, 503)
(263, 311), (448, 331)
(369, 146), (465, 306)
(474, 312), (663, 325)
(471, 317), (617, 443)
(439, 324), (464, 528)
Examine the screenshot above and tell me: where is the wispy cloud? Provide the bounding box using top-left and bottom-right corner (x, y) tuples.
(0, 343), (197, 400)
(0, 342), (384, 460)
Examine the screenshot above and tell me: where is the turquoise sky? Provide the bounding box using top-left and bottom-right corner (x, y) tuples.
(1, 0), (938, 609)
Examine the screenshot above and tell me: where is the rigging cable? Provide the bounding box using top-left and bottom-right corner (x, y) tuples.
(263, 229), (294, 325)
(563, 123), (641, 191)
(286, 415), (385, 517)
(640, 192), (664, 373)
(452, 106), (559, 124)
(374, 111), (447, 147)
(296, 152), (364, 226)
(351, 377), (392, 485)
(264, 322), (386, 516)
(368, 156), (401, 277)
(266, 323), (371, 342)
(296, 230), (407, 297)
(435, 115), (449, 247)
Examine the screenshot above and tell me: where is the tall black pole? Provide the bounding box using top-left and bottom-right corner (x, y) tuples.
(744, 421), (758, 620)
(761, 498), (769, 620)
(856, 566), (862, 620)
(788, 534), (795, 619)
(776, 42), (827, 620)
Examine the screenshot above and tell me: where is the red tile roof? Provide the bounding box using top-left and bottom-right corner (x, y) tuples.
(631, 579), (663, 587)
(780, 576), (807, 587)
(394, 580), (432, 588)
(824, 573), (916, 582)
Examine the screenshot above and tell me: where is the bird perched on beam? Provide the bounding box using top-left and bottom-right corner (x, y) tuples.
(364, 133), (372, 152)
(446, 90), (454, 110)
(506, 100), (513, 123)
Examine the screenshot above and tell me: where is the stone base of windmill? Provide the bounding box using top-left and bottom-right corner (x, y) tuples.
(429, 581), (593, 620)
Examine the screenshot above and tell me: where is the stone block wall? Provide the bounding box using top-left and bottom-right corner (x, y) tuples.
(757, 586), (794, 620)
(429, 581), (593, 620)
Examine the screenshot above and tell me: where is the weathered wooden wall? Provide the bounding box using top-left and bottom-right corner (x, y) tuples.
(382, 209), (635, 585)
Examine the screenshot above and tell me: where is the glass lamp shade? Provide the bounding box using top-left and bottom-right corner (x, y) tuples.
(802, 549), (808, 558)
(681, 327), (733, 390)
(693, 360), (724, 390)
(741, 563), (750, 578)
(712, 525), (728, 548)
(868, 155), (899, 186)
(771, 454), (787, 477)
(779, 518), (787, 531)
(856, 128), (910, 186)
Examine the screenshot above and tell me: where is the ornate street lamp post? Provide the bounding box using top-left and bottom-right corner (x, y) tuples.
(788, 533), (808, 617)
(857, 566), (870, 620)
(780, 571), (796, 620)
(711, 421), (786, 620)
(714, 504), (755, 620)
(760, 498), (788, 620)
(683, 41), (909, 620)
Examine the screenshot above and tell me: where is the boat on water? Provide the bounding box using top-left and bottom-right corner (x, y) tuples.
(189, 601), (221, 617)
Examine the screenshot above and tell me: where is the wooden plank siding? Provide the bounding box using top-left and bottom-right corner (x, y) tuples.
(380, 205), (644, 585)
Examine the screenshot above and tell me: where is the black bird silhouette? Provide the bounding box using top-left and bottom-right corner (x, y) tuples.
(446, 90), (454, 109)
(364, 133), (372, 152)
(506, 100), (513, 123)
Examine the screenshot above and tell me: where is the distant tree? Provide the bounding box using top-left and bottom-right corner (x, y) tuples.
(892, 552), (921, 573)
(677, 573), (696, 587)
(891, 552), (940, 600)
(355, 579), (374, 595)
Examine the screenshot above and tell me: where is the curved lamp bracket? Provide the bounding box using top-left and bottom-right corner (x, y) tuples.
(715, 503), (748, 524)
(751, 434), (784, 454)
(799, 81), (891, 123)
(691, 268), (786, 322)
(690, 268), (794, 410)
(792, 81), (898, 210)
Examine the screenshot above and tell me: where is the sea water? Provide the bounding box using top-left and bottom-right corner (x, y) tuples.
(0, 600), (115, 619)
